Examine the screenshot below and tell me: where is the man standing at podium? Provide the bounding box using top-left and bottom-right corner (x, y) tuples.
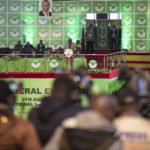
(64, 38), (76, 52)
(64, 38), (76, 70)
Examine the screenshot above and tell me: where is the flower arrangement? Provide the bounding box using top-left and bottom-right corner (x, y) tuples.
(3, 54), (21, 61)
(88, 69), (111, 73)
(49, 54), (64, 60)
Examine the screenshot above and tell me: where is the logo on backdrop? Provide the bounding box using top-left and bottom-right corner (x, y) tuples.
(10, 29), (19, 38)
(123, 31), (131, 38)
(67, 17), (75, 25)
(138, 3), (146, 12)
(137, 43), (146, 51)
(0, 3), (5, 11)
(137, 30), (146, 38)
(95, 4), (104, 12)
(52, 30), (62, 38)
(53, 4), (62, 12)
(39, 0), (52, 18)
(67, 32), (76, 39)
(0, 16), (5, 24)
(123, 17), (132, 25)
(137, 16), (146, 25)
(99, 32), (107, 38)
(24, 4), (34, 12)
(109, 4), (118, 12)
(9, 42), (16, 49)
(24, 16), (34, 25)
(0, 42), (6, 48)
(0, 29), (5, 38)
(53, 17), (62, 25)
(39, 18), (48, 25)
(67, 4), (76, 12)
(99, 41), (106, 48)
(10, 3), (20, 12)
(39, 29), (48, 38)
(123, 4), (132, 12)
(80, 4), (90, 12)
(10, 16), (19, 25)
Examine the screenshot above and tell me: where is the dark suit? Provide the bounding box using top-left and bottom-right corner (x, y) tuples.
(39, 11), (52, 17)
(24, 44), (33, 49)
(37, 44), (45, 53)
(118, 28), (121, 51)
(110, 28), (118, 52)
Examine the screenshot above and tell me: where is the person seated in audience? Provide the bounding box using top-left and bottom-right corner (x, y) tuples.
(28, 76), (84, 146)
(37, 40), (45, 54)
(57, 47), (64, 54)
(114, 87), (150, 150)
(0, 80), (41, 150)
(76, 40), (82, 54)
(44, 47), (53, 57)
(43, 93), (122, 150)
(24, 41), (33, 49)
(24, 42), (34, 57)
(64, 38), (76, 52)
(14, 40), (23, 54)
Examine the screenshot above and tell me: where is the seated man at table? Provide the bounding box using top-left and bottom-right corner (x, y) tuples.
(37, 40), (45, 54)
(23, 42), (34, 57)
(14, 41), (23, 54)
(44, 47), (53, 57)
(24, 41), (34, 49)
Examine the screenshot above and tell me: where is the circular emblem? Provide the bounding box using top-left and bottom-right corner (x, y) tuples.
(64, 49), (73, 57)
(31, 60), (40, 68)
(50, 59), (59, 68)
(89, 60), (97, 69)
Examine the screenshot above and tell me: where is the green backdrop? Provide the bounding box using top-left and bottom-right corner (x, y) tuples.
(0, 0), (150, 52)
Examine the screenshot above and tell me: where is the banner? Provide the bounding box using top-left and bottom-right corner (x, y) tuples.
(3, 78), (124, 119)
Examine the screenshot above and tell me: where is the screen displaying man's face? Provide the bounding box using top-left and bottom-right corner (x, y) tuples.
(42, 1), (50, 13)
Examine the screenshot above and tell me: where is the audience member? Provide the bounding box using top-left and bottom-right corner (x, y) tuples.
(24, 41), (33, 49)
(14, 41), (23, 54)
(114, 87), (150, 150)
(28, 76), (84, 146)
(44, 47), (53, 57)
(43, 93), (122, 150)
(0, 80), (41, 150)
(76, 40), (82, 54)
